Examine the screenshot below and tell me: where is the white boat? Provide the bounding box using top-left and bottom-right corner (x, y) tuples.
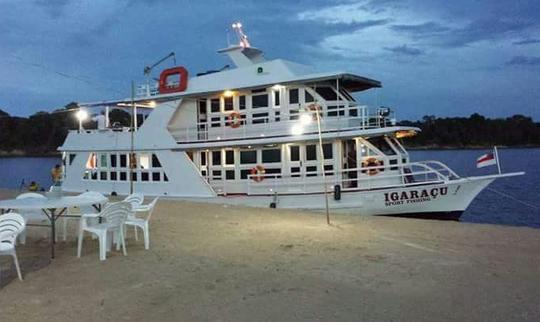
(59, 24), (524, 220)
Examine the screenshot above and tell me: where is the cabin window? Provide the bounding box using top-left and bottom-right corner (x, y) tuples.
(305, 90), (314, 103)
(100, 154), (108, 168)
(265, 168), (281, 178)
(289, 89), (299, 104)
(339, 88), (355, 101)
(152, 154), (162, 167)
(252, 93), (268, 109)
(273, 90), (280, 106)
(290, 145), (300, 161)
(152, 172), (160, 181)
(132, 172), (138, 181)
(262, 149), (281, 163)
(110, 154), (117, 168)
(211, 117), (220, 128)
(225, 150), (234, 165)
(324, 165), (334, 175)
(322, 143), (333, 159)
(100, 171), (107, 180)
(306, 145), (317, 161)
(239, 95), (246, 110)
(212, 170), (222, 180)
(289, 109), (299, 120)
(315, 87), (338, 101)
(240, 169), (251, 180)
(369, 137), (397, 155)
(140, 154), (150, 169)
(164, 173), (169, 181)
(240, 150), (257, 164)
(198, 99), (207, 114)
(211, 99), (220, 113)
(200, 151), (207, 166)
(69, 154), (76, 166)
(91, 172), (98, 180)
(224, 96), (234, 111)
(389, 159), (398, 171)
(110, 172), (117, 181)
(225, 170), (235, 180)
(252, 112), (268, 124)
(327, 105), (345, 117)
(120, 172), (127, 181)
(120, 154), (127, 168)
(275, 111), (280, 122)
(141, 172), (149, 182)
(291, 167), (301, 177)
(306, 166), (317, 177)
(212, 151), (221, 166)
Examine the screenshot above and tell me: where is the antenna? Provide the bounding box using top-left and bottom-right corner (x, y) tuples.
(231, 22), (250, 48)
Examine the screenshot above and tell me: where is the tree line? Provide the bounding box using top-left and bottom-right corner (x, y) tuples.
(399, 113), (540, 148)
(0, 106), (539, 155)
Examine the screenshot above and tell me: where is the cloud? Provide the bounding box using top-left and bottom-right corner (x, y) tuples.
(383, 44), (424, 56)
(391, 22), (450, 35)
(513, 38), (540, 45)
(506, 56), (540, 66)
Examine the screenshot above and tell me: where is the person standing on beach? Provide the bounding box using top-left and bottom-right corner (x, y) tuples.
(51, 164), (63, 185)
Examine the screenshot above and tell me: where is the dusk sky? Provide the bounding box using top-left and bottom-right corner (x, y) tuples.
(0, 0), (539, 120)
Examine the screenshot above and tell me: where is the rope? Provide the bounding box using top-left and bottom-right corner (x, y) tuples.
(487, 187), (540, 211)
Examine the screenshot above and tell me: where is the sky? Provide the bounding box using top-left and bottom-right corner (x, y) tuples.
(0, 0), (539, 121)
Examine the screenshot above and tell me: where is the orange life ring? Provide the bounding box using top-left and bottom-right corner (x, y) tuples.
(306, 103), (321, 120)
(227, 112), (242, 128)
(250, 165), (266, 182)
(361, 157), (383, 176)
(158, 66), (189, 94)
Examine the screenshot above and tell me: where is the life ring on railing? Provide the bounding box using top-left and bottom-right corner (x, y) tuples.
(361, 157), (383, 176)
(306, 103), (321, 120)
(227, 112), (242, 128)
(250, 165), (266, 182)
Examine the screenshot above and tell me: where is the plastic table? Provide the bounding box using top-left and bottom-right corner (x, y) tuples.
(0, 194), (108, 259)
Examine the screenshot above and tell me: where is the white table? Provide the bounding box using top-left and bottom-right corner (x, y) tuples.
(0, 194), (108, 259)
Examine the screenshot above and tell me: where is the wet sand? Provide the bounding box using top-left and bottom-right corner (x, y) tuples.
(1, 189), (539, 321)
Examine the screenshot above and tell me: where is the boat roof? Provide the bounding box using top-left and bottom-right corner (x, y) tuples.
(82, 59), (381, 107)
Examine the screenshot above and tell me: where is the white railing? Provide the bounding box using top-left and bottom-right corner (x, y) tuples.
(170, 105), (396, 143)
(210, 161), (458, 196)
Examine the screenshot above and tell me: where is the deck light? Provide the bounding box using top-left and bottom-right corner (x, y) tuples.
(76, 109), (88, 121)
(300, 113), (312, 125)
(272, 84), (283, 90)
(291, 124), (303, 136)
(223, 90), (235, 97)
(148, 100), (157, 107)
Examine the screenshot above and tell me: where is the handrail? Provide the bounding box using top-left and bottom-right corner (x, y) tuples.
(212, 161), (458, 195)
(171, 105), (396, 143)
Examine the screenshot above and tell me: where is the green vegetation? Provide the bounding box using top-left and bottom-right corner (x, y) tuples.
(0, 107), (538, 156)
(399, 114), (540, 148)
(0, 104), (131, 155)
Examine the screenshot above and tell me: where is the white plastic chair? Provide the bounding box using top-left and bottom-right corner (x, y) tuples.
(15, 192), (48, 244)
(123, 193), (144, 239)
(0, 213), (26, 281)
(77, 201), (131, 261)
(124, 197), (159, 250)
(62, 191), (106, 241)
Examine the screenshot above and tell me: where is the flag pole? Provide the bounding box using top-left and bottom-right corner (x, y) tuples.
(493, 146), (501, 174)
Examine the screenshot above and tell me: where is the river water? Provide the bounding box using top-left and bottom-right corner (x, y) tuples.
(0, 148), (538, 228)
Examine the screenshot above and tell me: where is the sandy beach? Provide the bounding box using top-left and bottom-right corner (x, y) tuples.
(1, 189), (539, 321)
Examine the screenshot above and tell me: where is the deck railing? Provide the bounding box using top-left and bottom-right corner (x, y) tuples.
(210, 161), (458, 196)
(170, 105), (395, 143)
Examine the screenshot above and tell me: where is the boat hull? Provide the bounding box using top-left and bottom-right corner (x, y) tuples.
(186, 175), (506, 220)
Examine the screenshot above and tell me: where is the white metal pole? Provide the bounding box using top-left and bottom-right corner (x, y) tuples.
(494, 146), (501, 174)
(315, 105), (331, 225)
